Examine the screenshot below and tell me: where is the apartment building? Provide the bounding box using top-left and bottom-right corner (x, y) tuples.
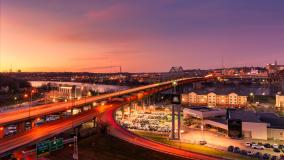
(182, 91), (247, 107)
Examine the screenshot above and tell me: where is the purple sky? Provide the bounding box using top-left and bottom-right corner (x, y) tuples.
(1, 0), (284, 72)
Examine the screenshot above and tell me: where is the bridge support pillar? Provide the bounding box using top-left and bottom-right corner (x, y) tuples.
(31, 120), (35, 128)
(171, 105), (175, 139)
(93, 117), (97, 128)
(127, 105), (131, 115)
(74, 125), (82, 138)
(121, 106), (125, 119)
(177, 106), (181, 140)
(71, 108), (74, 115)
(170, 105), (181, 140)
(142, 100), (145, 111)
(17, 121), (26, 134)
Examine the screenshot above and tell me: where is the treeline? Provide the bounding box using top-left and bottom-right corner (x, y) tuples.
(0, 75), (31, 94)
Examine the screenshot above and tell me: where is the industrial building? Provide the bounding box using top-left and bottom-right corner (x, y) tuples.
(183, 107), (284, 140)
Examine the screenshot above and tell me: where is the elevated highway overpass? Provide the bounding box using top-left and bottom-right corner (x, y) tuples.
(0, 77), (216, 158)
(0, 77), (208, 126)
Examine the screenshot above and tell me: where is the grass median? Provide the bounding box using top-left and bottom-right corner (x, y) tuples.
(133, 130), (258, 160)
(47, 134), (190, 160)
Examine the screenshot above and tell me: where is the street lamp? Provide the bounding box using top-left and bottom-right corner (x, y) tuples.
(250, 92), (254, 103)
(14, 96), (18, 106)
(172, 81), (178, 94)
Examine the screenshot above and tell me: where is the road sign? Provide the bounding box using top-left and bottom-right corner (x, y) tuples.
(37, 138), (64, 156)
(171, 94), (181, 104)
(36, 140), (50, 156)
(50, 138), (64, 151)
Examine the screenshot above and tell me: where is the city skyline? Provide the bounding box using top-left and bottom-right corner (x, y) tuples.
(1, 0), (284, 72)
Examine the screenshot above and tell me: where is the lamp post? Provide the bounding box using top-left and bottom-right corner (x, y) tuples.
(250, 92), (254, 104)
(30, 89), (36, 118)
(23, 93), (29, 116)
(14, 96), (18, 106)
(171, 81), (179, 140)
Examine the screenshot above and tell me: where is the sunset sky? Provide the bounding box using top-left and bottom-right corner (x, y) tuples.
(1, 0), (284, 72)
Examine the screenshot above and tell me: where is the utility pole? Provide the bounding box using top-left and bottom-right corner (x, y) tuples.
(171, 81), (177, 139)
(177, 103), (181, 140)
(171, 81), (181, 140)
(73, 136), (78, 160)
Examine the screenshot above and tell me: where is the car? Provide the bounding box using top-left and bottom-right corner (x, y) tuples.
(271, 155), (278, 160)
(279, 144), (284, 149)
(241, 150), (247, 155)
(199, 140), (207, 145)
(282, 149), (284, 153)
(251, 144), (258, 149)
(247, 151), (254, 156)
(228, 146), (234, 152)
(264, 143), (271, 148)
(273, 144), (279, 149)
(263, 153), (271, 160)
(254, 152), (262, 159)
(252, 144), (265, 150)
(233, 147), (241, 153)
(274, 148), (281, 153)
(245, 142), (251, 147)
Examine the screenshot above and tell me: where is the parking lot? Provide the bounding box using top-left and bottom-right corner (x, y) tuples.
(181, 127), (284, 159)
(116, 104), (173, 133)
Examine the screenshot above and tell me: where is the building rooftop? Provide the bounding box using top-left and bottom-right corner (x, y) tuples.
(229, 110), (261, 123)
(207, 110), (284, 129)
(207, 117), (227, 124)
(189, 89), (247, 96)
(258, 113), (284, 129)
(188, 106), (216, 112)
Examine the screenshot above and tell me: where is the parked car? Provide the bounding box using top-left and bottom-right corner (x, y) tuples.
(233, 147), (241, 153)
(273, 144), (279, 149)
(247, 151), (254, 156)
(263, 153), (270, 160)
(279, 144), (284, 149)
(274, 148), (281, 153)
(245, 142), (251, 147)
(254, 152), (262, 159)
(228, 146), (234, 152)
(252, 144), (265, 150)
(264, 143), (271, 148)
(271, 155), (278, 160)
(241, 150), (247, 155)
(199, 140), (207, 145)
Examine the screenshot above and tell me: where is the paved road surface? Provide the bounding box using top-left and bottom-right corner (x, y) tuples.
(0, 103), (119, 155)
(99, 107), (226, 160)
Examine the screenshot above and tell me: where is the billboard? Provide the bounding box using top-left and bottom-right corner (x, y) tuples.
(228, 119), (242, 139)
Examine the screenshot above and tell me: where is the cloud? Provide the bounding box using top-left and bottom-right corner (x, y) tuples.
(86, 3), (129, 21)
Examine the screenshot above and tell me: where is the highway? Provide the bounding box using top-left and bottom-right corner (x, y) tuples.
(0, 77), (221, 159)
(0, 103), (120, 155)
(0, 100), (224, 160)
(0, 77), (203, 125)
(99, 107), (225, 160)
